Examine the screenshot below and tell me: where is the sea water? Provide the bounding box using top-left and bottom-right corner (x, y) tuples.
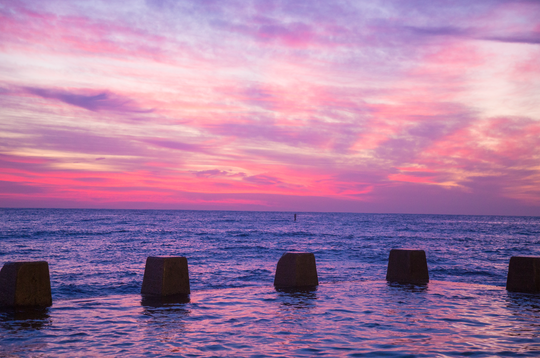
(1, 209), (540, 356)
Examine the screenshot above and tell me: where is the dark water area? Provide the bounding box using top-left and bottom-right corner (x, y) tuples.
(1, 209), (540, 356)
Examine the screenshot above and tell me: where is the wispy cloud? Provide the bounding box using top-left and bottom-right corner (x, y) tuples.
(24, 87), (154, 113)
(244, 174), (282, 186)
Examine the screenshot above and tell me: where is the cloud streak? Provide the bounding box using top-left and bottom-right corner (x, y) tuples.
(25, 87), (154, 113)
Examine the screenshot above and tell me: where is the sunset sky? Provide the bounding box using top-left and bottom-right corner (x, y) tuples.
(1, 0), (539, 215)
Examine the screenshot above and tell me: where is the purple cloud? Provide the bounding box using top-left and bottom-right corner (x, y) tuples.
(244, 174), (282, 186)
(194, 169), (230, 178)
(25, 87), (154, 113)
(404, 25), (540, 45)
(483, 33), (540, 44)
(193, 169), (247, 178)
(404, 25), (471, 37)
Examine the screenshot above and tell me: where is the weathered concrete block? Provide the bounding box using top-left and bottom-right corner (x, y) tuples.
(386, 249), (429, 284)
(506, 256), (540, 293)
(0, 261), (52, 307)
(274, 252), (318, 288)
(141, 257), (190, 296)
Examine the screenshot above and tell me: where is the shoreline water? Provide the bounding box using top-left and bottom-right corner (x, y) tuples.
(2, 209), (540, 356)
(2, 280), (540, 357)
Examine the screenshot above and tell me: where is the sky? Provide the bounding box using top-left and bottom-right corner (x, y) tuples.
(0, 0), (539, 215)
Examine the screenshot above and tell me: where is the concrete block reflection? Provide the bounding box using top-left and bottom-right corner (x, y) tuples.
(0, 307), (51, 331)
(141, 294), (191, 307)
(0, 261), (52, 307)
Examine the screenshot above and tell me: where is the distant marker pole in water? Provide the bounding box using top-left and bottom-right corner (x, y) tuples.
(141, 257), (190, 296)
(506, 256), (540, 293)
(386, 249), (429, 284)
(0, 261), (52, 307)
(294, 214), (297, 222)
(274, 252), (318, 288)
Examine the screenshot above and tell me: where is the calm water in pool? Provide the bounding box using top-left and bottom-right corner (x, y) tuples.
(1, 209), (540, 356)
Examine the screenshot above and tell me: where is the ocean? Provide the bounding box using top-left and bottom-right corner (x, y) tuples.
(1, 209), (540, 356)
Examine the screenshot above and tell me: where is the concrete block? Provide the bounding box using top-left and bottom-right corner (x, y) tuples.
(386, 249), (429, 284)
(274, 252), (318, 288)
(0, 261), (52, 307)
(141, 257), (190, 296)
(506, 256), (540, 293)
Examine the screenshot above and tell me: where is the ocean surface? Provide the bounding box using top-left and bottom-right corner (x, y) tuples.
(1, 209), (540, 357)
